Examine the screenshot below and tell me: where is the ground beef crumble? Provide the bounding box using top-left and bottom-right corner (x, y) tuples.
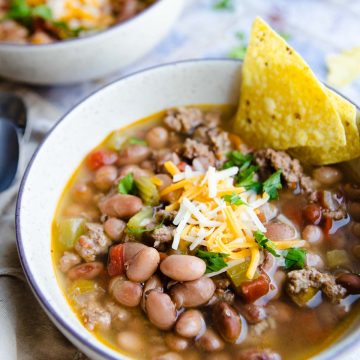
(164, 107), (204, 134)
(75, 223), (111, 262)
(255, 148), (314, 195)
(150, 225), (176, 249)
(287, 267), (346, 304)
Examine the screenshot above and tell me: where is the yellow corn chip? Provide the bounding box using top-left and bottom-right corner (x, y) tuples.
(290, 90), (360, 165)
(327, 47), (360, 88)
(234, 17), (346, 150)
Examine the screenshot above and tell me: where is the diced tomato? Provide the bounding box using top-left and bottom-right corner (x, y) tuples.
(240, 274), (270, 303)
(86, 149), (118, 171)
(177, 161), (187, 172)
(322, 216), (333, 239)
(107, 244), (125, 277)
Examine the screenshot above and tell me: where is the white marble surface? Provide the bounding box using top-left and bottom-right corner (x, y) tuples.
(1, 0), (360, 359)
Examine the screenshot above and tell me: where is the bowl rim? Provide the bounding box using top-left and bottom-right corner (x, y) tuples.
(15, 58), (360, 360)
(0, 0), (167, 50)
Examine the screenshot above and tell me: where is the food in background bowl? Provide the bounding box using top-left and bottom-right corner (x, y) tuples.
(0, 0), (156, 44)
(52, 104), (360, 359)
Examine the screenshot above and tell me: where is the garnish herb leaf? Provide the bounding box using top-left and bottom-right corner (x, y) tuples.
(196, 250), (229, 273)
(222, 192), (247, 206)
(254, 231), (280, 257)
(285, 248), (307, 270)
(228, 45), (247, 60)
(236, 165), (262, 193)
(223, 151), (253, 169)
(213, 0), (234, 10)
(6, 0), (52, 22)
(31, 4), (52, 20)
(263, 170), (282, 200)
(118, 173), (136, 194)
(128, 137), (147, 146)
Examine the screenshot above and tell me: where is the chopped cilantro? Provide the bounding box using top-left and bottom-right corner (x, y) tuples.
(235, 31), (246, 41)
(285, 248), (306, 270)
(118, 173), (136, 195)
(228, 45), (247, 60)
(6, 0), (52, 23)
(196, 250), (229, 273)
(31, 4), (52, 20)
(279, 31), (292, 41)
(223, 151), (252, 169)
(236, 165), (262, 193)
(128, 137), (148, 146)
(213, 0), (234, 10)
(254, 231), (280, 257)
(222, 192), (247, 206)
(263, 170), (282, 200)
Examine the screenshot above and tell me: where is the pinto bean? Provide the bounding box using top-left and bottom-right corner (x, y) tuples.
(109, 276), (142, 307)
(160, 255), (206, 281)
(67, 261), (104, 280)
(352, 244), (360, 260)
(94, 165), (118, 191)
(302, 225), (324, 244)
(155, 353), (183, 360)
(170, 277), (216, 308)
(265, 222), (295, 241)
(234, 301), (266, 324)
(213, 302), (241, 343)
(116, 331), (143, 354)
(196, 329), (225, 352)
(123, 242), (147, 262)
(118, 144), (150, 166)
(164, 333), (189, 351)
(175, 310), (204, 338)
(145, 126), (169, 149)
(141, 274), (163, 311)
(72, 183), (93, 204)
(352, 223), (360, 238)
(349, 202), (360, 222)
(118, 164), (152, 179)
(104, 218), (126, 240)
(126, 247), (160, 282)
(336, 273), (360, 294)
(236, 349), (281, 360)
(313, 166), (343, 186)
(99, 194), (142, 218)
(145, 291), (177, 330)
(344, 183), (360, 201)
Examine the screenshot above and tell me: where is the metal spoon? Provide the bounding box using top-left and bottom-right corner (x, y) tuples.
(0, 93), (27, 192)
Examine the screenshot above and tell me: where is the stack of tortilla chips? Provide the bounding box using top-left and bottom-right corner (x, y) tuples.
(234, 17), (360, 165)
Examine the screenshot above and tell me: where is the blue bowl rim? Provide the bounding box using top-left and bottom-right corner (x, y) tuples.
(15, 58), (360, 360)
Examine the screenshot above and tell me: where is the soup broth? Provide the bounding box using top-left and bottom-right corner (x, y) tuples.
(52, 105), (360, 360)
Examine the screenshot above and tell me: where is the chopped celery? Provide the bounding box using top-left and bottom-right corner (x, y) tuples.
(291, 287), (319, 307)
(127, 207), (154, 233)
(326, 249), (350, 268)
(135, 176), (160, 206)
(69, 279), (96, 296)
(58, 218), (86, 249)
(227, 261), (255, 287)
(107, 130), (125, 151)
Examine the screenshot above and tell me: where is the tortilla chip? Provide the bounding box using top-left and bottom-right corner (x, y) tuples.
(234, 17), (346, 150)
(327, 47), (360, 88)
(289, 90), (360, 165)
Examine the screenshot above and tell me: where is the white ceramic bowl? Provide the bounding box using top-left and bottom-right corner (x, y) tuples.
(0, 0), (185, 85)
(16, 59), (360, 359)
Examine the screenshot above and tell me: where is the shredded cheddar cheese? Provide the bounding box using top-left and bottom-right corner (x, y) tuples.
(162, 162), (305, 279)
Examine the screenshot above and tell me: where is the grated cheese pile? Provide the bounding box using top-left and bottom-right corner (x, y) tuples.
(44, 0), (114, 30)
(162, 161), (306, 279)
